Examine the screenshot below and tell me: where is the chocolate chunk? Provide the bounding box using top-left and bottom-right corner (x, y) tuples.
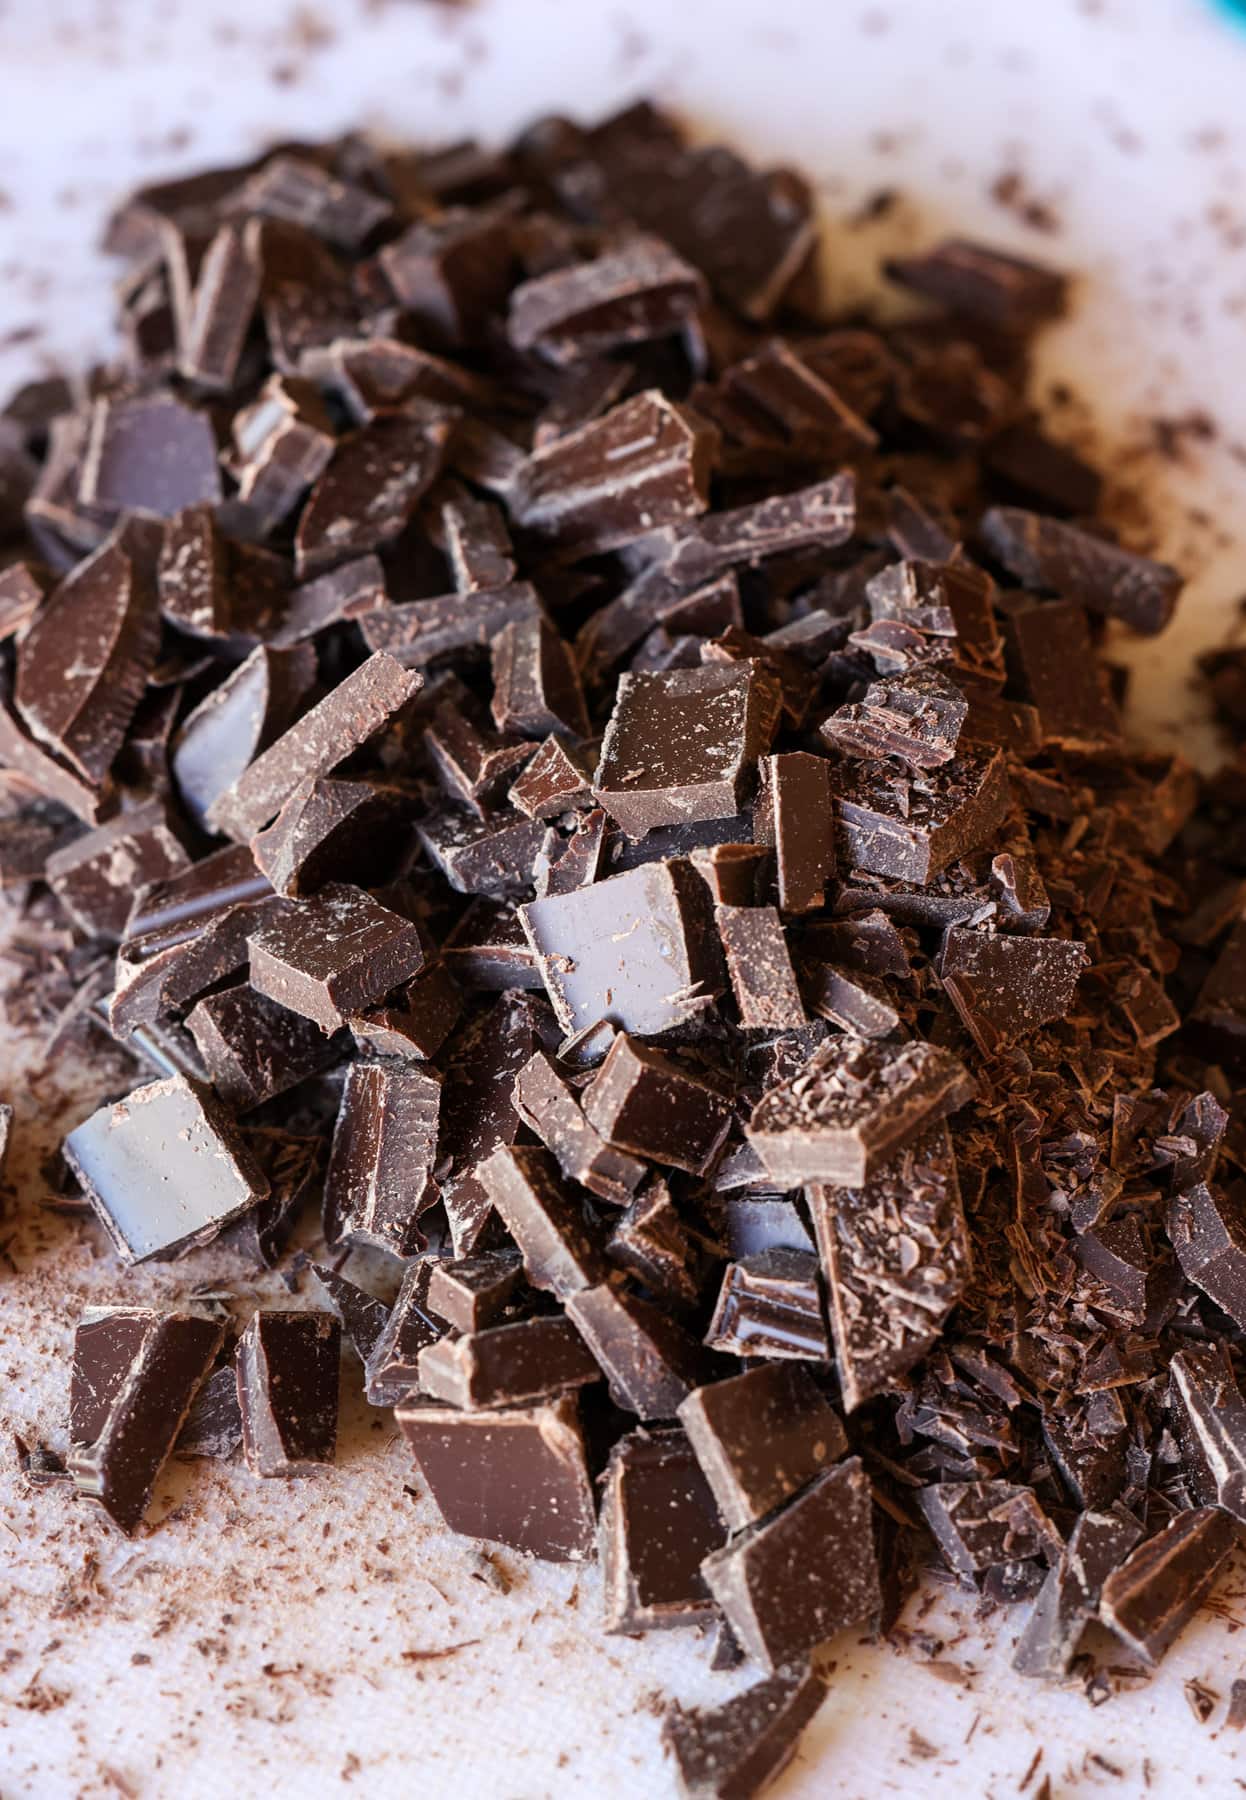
(68, 1307), (224, 1532)
(1014, 1510), (1144, 1679)
(1190, 917), (1246, 1063)
(80, 392), (222, 517)
(1168, 1346), (1246, 1522)
(442, 897), (542, 993)
(716, 904), (806, 1030)
(172, 643), (318, 831)
(308, 1263), (392, 1366)
(916, 1482), (1059, 1585)
(177, 221), (261, 391)
(754, 752), (833, 915)
(1000, 595), (1121, 751)
(982, 507), (1181, 636)
(176, 1363), (244, 1460)
(417, 803), (548, 897)
(1099, 1508), (1237, 1668)
(808, 1125), (971, 1411)
(439, 992), (546, 1256)
(705, 1248), (830, 1362)
(822, 668), (968, 770)
(678, 1363), (847, 1533)
(185, 982), (341, 1111)
(233, 154), (393, 251)
(437, 479), (516, 592)
(607, 1181), (708, 1310)
(508, 236), (706, 364)
(323, 1060), (440, 1255)
(600, 1428), (724, 1633)
(582, 1035), (733, 1176)
(361, 582), (544, 668)
(478, 1144), (608, 1299)
(748, 1036), (974, 1187)
(379, 207), (515, 346)
(701, 1456), (880, 1670)
(397, 1392), (597, 1561)
(45, 800), (190, 940)
(425, 699), (536, 814)
(364, 1260), (447, 1406)
(418, 1316), (600, 1411)
(887, 239), (1067, 330)
(661, 1665), (826, 1800)
(64, 1073), (270, 1263)
(513, 1049), (646, 1204)
(985, 420), (1103, 517)
(0, 562), (49, 641)
(566, 1281), (708, 1421)
(801, 963), (900, 1039)
(513, 391), (716, 557)
(721, 1197), (816, 1260)
(236, 1310), (340, 1477)
(228, 374), (335, 530)
(520, 858), (723, 1039)
(248, 882), (427, 1032)
(940, 928), (1089, 1053)
(630, 474), (856, 597)
(690, 844), (771, 908)
(251, 776), (403, 897)
(156, 504), (232, 639)
(272, 554), (389, 646)
(490, 615), (590, 741)
(1167, 1182), (1246, 1329)
(295, 410), (452, 577)
(425, 1250), (523, 1335)
(509, 734), (595, 820)
(829, 745), (1010, 884)
(224, 1127), (322, 1269)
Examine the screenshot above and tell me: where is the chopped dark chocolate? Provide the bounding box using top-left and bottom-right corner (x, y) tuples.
(1000, 595), (1121, 752)
(46, 800), (190, 940)
(982, 506), (1182, 636)
(478, 1144), (608, 1299)
(940, 928), (1089, 1054)
(661, 1664), (827, 1800)
(364, 1259), (447, 1406)
(679, 1362), (847, 1533)
(426, 1250), (523, 1335)
(1167, 1182), (1246, 1329)
(418, 1315), (600, 1411)
(582, 1035), (733, 1177)
(176, 1362), (244, 1461)
(309, 1262), (392, 1365)
(600, 1427), (724, 1634)
(491, 614), (590, 742)
(715, 904), (806, 1030)
(1099, 1508), (1237, 1668)
(829, 745), (1010, 885)
(236, 1310), (340, 1477)
(185, 981), (341, 1112)
(1014, 1509), (1143, 1679)
(753, 752), (833, 915)
(80, 391), (222, 517)
(248, 882), (427, 1033)
(1169, 1345), (1246, 1521)
(172, 643), (318, 832)
(513, 1049), (646, 1204)
(566, 1281), (709, 1421)
(886, 238), (1067, 330)
(295, 410), (452, 577)
(510, 734), (595, 820)
(705, 1249), (830, 1363)
(323, 1059), (440, 1255)
(607, 1180), (708, 1310)
(916, 1481), (1059, 1586)
(508, 236), (705, 364)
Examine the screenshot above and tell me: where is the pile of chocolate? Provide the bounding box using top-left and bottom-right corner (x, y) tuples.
(4, 100), (1246, 1798)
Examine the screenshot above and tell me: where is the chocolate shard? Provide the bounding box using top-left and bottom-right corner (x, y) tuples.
(513, 1049), (646, 1204)
(437, 478), (516, 592)
(80, 391), (222, 517)
(754, 752), (833, 915)
(982, 506), (1182, 636)
(185, 981), (342, 1112)
(272, 554), (389, 646)
(939, 928), (1089, 1054)
(248, 882), (427, 1033)
(1167, 1182), (1246, 1329)
(45, 800), (190, 940)
(364, 1260), (448, 1406)
(520, 858), (724, 1039)
(566, 1281), (709, 1421)
(308, 1262), (392, 1366)
(177, 221), (261, 391)
(1169, 1345), (1246, 1522)
(15, 529), (159, 786)
(490, 614), (590, 741)
(236, 1310), (340, 1477)
(156, 503), (232, 639)
(678, 1363), (847, 1534)
(661, 1664), (827, 1800)
(886, 238), (1067, 329)
(607, 1180), (709, 1310)
(295, 410), (452, 577)
(176, 1363), (244, 1461)
(207, 650), (422, 842)
(250, 776), (403, 897)
(68, 1306), (224, 1533)
(916, 1481), (1060, 1585)
(508, 235), (706, 364)
(323, 1060), (441, 1256)
(691, 843), (770, 908)
(509, 734), (595, 821)
(705, 1248), (830, 1363)
(865, 559), (1004, 684)
(1099, 1508), (1238, 1668)
(232, 153), (393, 251)
(416, 803), (548, 897)
(822, 667), (968, 770)
(1000, 594), (1121, 751)
(172, 643), (318, 832)
(425, 696), (536, 814)
(808, 1124), (971, 1412)
(716, 904), (806, 1030)
(379, 206), (515, 346)
(425, 1250), (524, 1334)
(477, 1144), (609, 1300)
(228, 373), (335, 531)
(418, 1315), (601, 1411)
(627, 473), (856, 594)
(440, 992), (547, 1257)
(361, 581), (544, 669)
(747, 1036), (974, 1188)
(512, 390), (717, 557)
(63, 1073), (270, 1263)
(600, 1427), (725, 1634)
(582, 1035), (733, 1177)
(1190, 916), (1246, 1063)
(701, 1456), (880, 1670)
(594, 663), (779, 838)
(397, 1392), (598, 1561)
(801, 963), (899, 1039)
(829, 744), (1010, 885)
(1014, 1509), (1144, 1680)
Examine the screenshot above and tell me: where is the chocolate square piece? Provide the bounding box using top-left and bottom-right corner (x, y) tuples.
(704, 1248), (830, 1362)
(294, 411), (451, 577)
(236, 1310), (341, 1477)
(754, 752), (833, 914)
(829, 745), (1009, 883)
(886, 238), (1067, 329)
(582, 1035), (733, 1176)
(507, 235), (706, 363)
(323, 1060), (441, 1255)
(477, 1144), (608, 1299)
(1000, 595), (1121, 751)
(46, 800), (190, 940)
(417, 1316), (600, 1411)
(678, 1362), (847, 1532)
(916, 1481), (1059, 1585)
(593, 663), (779, 837)
(80, 391), (222, 517)
(248, 882), (427, 1032)
(600, 1428), (725, 1633)
(425, 1250), (523, 1334)
(185, 981), (341, 1112)
(396, 1393), (597, 1561)
(606, 1181), (708, 1310)
(490, 615), (590, 741)
(439, 992), (547, 1256)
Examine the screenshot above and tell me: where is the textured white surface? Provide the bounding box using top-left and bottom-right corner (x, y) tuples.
(3, 2), (1246, 1797)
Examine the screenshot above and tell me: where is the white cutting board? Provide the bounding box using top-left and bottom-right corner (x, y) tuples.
(2, 3), (1246, 1797)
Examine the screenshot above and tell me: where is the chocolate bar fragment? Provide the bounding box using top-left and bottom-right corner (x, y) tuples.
(172, 643), (318, 832)
(236, 1310), (340, 1477)
(229, 374), (335, 531)
(600, 1428), (724, 1633)
(178, 221), (261, 391)
(822, 667), (968, 770)
(294, 410), (451, 577)
(425, 1250), (523, 1334)
(593, 663), (779, 836)
(361, 582), (544, 669)
(829, 745), (1009, 884)
(916, 1482), (1059, 1586)
(1190, 917), (1246, 1063)
(1169, 1345), (1246, 1521)
(753, 752), (833, 915)
(68, 1307), (224, 1533)
(866, 559), (1004, 685)
(379, 205), (514, 346)
(478, 1144), (608, 1299)
(490, 615), (590, 741)
(982, 506), (1182, 636)
(701, 1457), (880, 1670)
(808, 1124), (971, 1411)
(176, 1363), (244, 1460)
(508, 235), (705, 363)
(716, 905), (806, 1030)
(249, 882), (427, 1033)
(396, 1393), (598, 1561)
(80, 391), (222, 516)
(939, 928), (1089, 1054)
(1099, 1508), (1237, 1667)
(747, 1036), (974, 1188)
(185, 982), (341, 1111)
(323, 1059), (441, 1255)
(607, 1181), (708, 1310)
(364, 1260), (447, 1406)
(801, 964), (899, 1039)
(46, 800), (190, 940)
(418, 1316), (600, 1411)
(233, 154), (393, 250)
(510, 735), (595, 820)
(886, 238), (1067, 330)
(566, 1281), (708, 1421)
(661, 1665), (827, 1800)
(690, 843), (770, 907)
(64, 1073), (270, 1263)
(309, 1262), (392, 1365)
(1014, 1509), (1143, 1680)
(705, 1249), (830, 1363)
(679, 1363), (847, 1533)
(417, 802), (547, 897)
(1000, 595), (1120, 752)
(513, 1049), (646, 1205)
(250, 776), (403, 898)
(439, 991), (546, 1256)
(582, 1036), (733, 1177)
(1167, 1182), (1246, 1330)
